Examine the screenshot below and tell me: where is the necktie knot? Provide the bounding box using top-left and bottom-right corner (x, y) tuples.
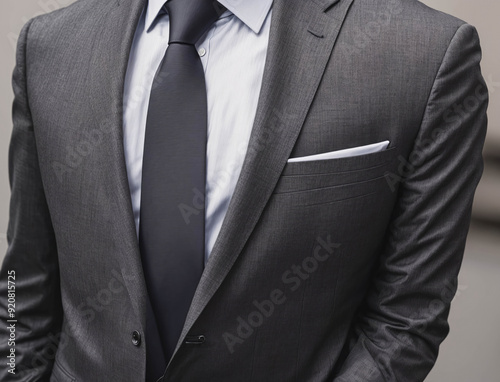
(166, 0), (225, 45)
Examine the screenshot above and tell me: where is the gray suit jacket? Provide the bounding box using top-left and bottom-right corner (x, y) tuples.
(0, 0), (488, 381)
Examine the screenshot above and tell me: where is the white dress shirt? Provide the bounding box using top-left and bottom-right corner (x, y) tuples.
(123, 0), (273, 261)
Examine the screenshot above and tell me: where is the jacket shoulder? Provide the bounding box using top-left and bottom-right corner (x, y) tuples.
(342, 0), (476, 67)
(24, 0), (114, 47)
(397, 0), (466, 28)
(351, 0), (469, 40)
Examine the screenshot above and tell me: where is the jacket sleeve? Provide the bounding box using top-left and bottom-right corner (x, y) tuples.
(0, 19), (63, 382)
(332, 23), (488, 382)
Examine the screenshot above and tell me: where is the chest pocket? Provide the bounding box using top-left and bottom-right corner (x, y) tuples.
(272, 147), (397, 206)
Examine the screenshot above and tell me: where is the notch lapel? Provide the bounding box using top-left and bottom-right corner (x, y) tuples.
(86, 0), (149, 331)
(176, 0), (355, 356)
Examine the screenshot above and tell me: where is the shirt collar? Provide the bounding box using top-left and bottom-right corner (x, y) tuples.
(145, 0), (273, 34)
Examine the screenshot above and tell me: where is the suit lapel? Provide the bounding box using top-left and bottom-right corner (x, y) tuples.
(176, 0), (355, 355)
(87, 0), (149, 330)
(81, 0), (355, 362)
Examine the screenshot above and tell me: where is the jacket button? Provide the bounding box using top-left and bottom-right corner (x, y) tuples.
(132, 331), (141, 346)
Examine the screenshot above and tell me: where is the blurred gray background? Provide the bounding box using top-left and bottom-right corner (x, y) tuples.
(0, 1), (498, 381)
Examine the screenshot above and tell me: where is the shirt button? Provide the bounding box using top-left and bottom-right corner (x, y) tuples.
(132, 331), (141, 346)
(198, 47), (206, 57)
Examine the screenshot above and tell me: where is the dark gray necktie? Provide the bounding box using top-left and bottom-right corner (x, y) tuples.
(139, 0), (224, 378)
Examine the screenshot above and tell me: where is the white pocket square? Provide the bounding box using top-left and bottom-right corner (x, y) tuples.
(287, 140), (390, 163)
